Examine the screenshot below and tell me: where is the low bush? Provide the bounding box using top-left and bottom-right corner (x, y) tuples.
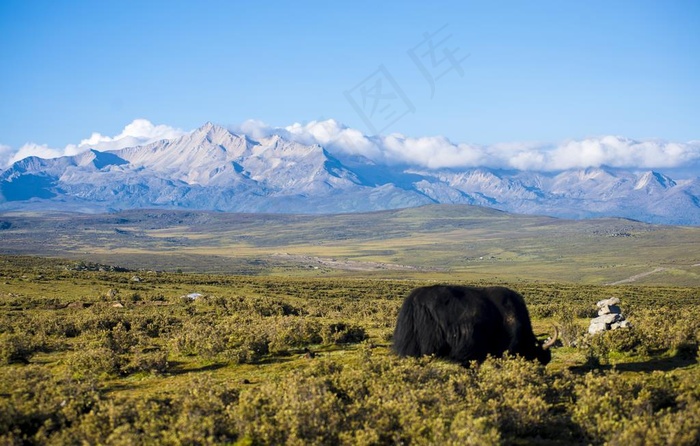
(169, 316), (227, 359)
(227, 340), (270, 364)
(123, 347), (169, 375)
(0, 334), (34, 365)
(629, 307), (700, 353)
(235, 373), (344, 445)
(555, 306), (586, 347)
(266, 316), (322, 354)
(585, 327), (643, 362)
(65, 346), (120, 378)
(0, 366), (102, 444)
(573, 371), (700, 445)
(2, 261), (700, 445)
(321, 323), (367, 345)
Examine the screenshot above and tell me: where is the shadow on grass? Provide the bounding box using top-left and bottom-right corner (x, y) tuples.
(250, 353), (300, 366)
(613, 351), (697, 372)
(167, 361), (228, 375)
(570, 347), (698, 374)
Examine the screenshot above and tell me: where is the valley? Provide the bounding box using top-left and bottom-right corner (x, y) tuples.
(1, 204), (698, 285)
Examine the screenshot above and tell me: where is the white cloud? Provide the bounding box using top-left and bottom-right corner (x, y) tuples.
(7, 143), (62, 166)
(382, 134), (480, 169)
(3, 118), (699, 174)
(69, 119), (186, 154)
(546, 136), (700, 171)
(234, 119), (700, 173)
(2, 119), (187, 167)
(232, 119), (277, 141)
(283, 120), (383, 160)
(0, 144), (14, 168)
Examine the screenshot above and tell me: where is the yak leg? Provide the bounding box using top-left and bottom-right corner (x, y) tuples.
(446, 318), (500, 365)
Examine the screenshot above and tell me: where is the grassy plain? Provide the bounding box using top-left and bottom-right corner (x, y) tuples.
(1, 205), (699, 444)
(1, 204), (699, 285)
(0, 254), (699, 444)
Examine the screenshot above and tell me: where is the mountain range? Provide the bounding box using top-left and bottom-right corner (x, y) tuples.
(1, 122), (699, 225)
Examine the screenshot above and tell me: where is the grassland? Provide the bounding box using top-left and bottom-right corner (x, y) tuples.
(1, 205), (699, 444)
(1, 254), (699, 445)
(1, 204), (699, 285)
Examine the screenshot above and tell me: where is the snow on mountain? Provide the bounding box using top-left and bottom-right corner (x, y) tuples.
(1, 123), (699, 225)
(633, 171), (677, 192)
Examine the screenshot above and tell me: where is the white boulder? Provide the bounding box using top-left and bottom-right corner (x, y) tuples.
(598, 304), (621, 315)
(588, 321), (608, 335)
(596, 297), (620, 308)
(588, 297), (630, 336)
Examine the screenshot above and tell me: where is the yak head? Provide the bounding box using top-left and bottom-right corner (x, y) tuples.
(528, 326), (559, 365)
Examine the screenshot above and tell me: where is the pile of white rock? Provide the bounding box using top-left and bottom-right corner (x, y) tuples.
(588, 297), (631, 335)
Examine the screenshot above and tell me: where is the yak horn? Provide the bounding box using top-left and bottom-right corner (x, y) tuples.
(542, 326), (559, 350)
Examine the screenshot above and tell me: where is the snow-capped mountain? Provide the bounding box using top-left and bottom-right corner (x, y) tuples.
(1, 123), (699, 225)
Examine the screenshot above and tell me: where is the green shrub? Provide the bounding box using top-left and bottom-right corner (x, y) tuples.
(78, 306), (129, 332)
(104, 321), (138, 355)
(235, 374), (344, 445)
(52, 398), (175, 445)
(608, 408), (700, 446)
(482, 357), (551, 434)
(573, 370), (700, 445)
(586, 327), (642, 361)
(170, 375), (239, 444)
(444, 411), (501, 445)
(170, 317), (227, 358)
(321, 323), (367, 344)
(573, 371), (637, 442)
(225, 333), (270, 364)
(123, 347), (169, 375)
(0, 365), (102, 443)
(528, 303), (555, 319)
(555, 305), (586, 347)
(65, 346), (120, 378)
(0, 334), (34, 365)
(629, 307), (700, 352)
(267, 316), (323, 354)
(248, 296), (300, 317)
(232, 354), (574, 445)
(28, 312), (81, 339)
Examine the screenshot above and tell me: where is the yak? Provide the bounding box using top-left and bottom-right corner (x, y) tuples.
(392, 285), (557, 365)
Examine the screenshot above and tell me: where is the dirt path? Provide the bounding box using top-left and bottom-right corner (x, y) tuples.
(271, 253), (441, 272)
(607, 267), (668, 285)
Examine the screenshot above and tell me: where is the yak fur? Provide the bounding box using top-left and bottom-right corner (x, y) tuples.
(392, 285), (552, 365)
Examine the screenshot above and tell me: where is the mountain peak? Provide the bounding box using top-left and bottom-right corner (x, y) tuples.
(184, 122), (243, 147)
(75, 149), (128, 169)
(195, 121), (229, 135)
(1, 128), (699, 225)
(635, 171), (677, 191)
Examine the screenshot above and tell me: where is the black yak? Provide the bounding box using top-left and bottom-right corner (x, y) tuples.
(392, 285), (557, 365)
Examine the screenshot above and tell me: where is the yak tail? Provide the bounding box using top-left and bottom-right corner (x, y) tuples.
(392, 292), (450, 358)
(392, 295), (422, 356)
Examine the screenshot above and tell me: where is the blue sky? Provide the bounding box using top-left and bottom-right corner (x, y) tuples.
(1, 0), (698, 157)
